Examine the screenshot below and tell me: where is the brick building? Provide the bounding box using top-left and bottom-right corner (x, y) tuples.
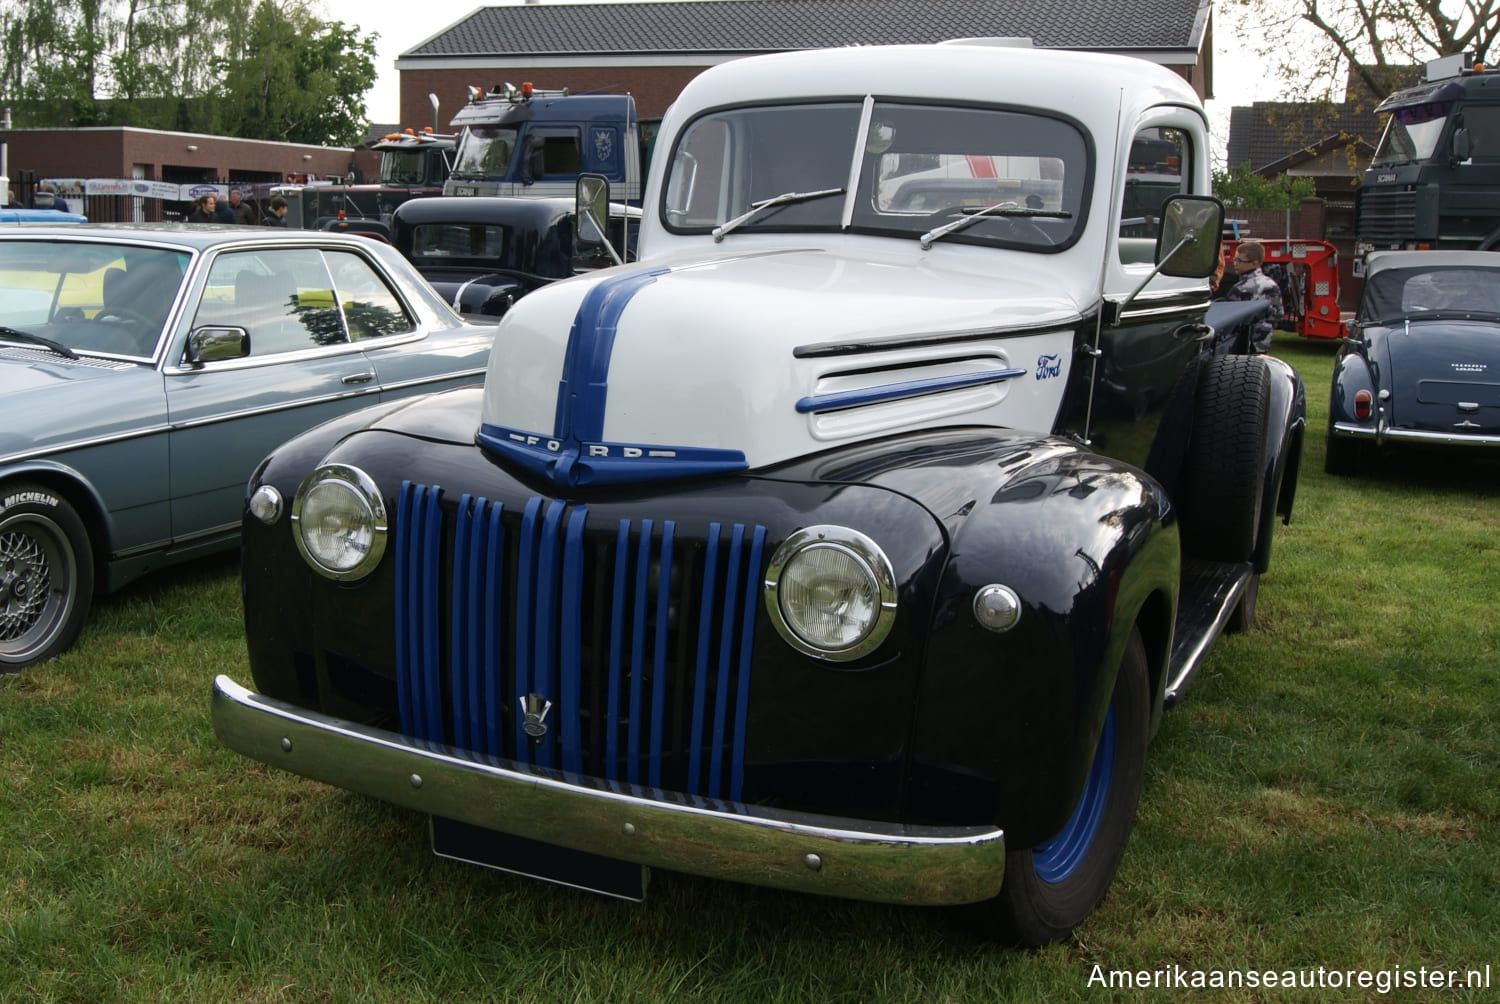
(0, 124), (374, 222)
(394, 0), (1216, 130)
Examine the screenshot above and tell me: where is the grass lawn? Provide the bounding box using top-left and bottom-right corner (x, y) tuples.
(2, 335), (1497, 1002)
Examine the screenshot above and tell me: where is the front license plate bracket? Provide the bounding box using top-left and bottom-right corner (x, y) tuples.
(430, 816), (649, 901)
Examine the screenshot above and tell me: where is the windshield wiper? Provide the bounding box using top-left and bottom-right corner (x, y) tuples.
(920, 202), (1073, 250)
(0, 325), (79, 360)
(712, 188), (845, 242)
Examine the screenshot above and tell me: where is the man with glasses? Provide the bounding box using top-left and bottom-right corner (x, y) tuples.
(1216, 241), (1283, 353)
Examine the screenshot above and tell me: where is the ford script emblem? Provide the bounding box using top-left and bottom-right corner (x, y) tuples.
(1035, 353), (1062, 380)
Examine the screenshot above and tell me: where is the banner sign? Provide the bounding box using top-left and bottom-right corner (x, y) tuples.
(43, 178), (233, 201)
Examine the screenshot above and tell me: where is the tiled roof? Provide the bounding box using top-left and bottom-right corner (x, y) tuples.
(1226, 102), (1385, 172)
(405, 0), (1208, 59)
(1225, 64), (1421, 173)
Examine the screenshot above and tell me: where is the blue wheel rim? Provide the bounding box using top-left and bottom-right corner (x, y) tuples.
(1032, 701), (1116, 884)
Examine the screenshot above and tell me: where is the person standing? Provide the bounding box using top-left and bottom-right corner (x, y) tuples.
(187, 194), (219, 222)
(261, 196), (291, 226)
(1216, 241), (1282, 353)
(228, 189), (258, 225)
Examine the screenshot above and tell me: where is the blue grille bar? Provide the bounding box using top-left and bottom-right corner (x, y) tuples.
(392, 488), (765, 800)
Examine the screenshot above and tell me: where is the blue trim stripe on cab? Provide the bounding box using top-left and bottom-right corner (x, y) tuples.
(794, 367), (1028, 414)
(392, 487), (765, 801)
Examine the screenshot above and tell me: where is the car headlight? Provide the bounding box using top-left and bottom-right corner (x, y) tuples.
(291, 464), (388, 581)
(764, 525), (897, 661)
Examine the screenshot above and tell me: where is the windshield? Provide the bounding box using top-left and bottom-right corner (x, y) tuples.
(662, 100), (1088, 250)
(0, 241), (189, 360)
(451, 126), (519, 179)
(1371, 102), (1452, 166)
(381, 148), (436, 185)
(1361, 265), (1500, 321)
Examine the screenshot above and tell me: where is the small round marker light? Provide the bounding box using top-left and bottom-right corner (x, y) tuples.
(973, 584), (1022, 633)
(248, 485), (284, 524)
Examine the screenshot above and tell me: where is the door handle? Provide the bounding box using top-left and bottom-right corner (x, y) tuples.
(341, 372), (376, 385)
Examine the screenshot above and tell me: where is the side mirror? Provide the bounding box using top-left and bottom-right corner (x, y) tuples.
(186, 326), (250, 365)
(1453, 127), (1472, 161)
(574, 173), (623, 268)
(522, 139), (546, 184)
(1155, 195), (1225, 278)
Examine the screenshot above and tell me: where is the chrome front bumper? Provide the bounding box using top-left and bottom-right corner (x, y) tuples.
(212, 675), (1007, 905)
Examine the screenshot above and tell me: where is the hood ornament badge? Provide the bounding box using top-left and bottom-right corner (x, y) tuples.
(522, 693), (553, 742)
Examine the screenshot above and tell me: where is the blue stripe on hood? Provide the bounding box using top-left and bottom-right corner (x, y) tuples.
(554, 266), (672, 442)
(478, 263), (748, 487)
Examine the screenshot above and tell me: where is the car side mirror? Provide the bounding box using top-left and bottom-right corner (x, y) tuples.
(1453, 127), (1472, 162)
(574, 173), (623, 269)
(1155, 195), (1225, 278)
(186, 326), (250, 365)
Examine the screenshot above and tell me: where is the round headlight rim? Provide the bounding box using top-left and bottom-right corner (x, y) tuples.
(290, 463), (388, 581)
(763, 524), (898, 663)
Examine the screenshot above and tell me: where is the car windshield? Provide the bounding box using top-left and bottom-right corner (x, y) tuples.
(1370, 102), (1452, 166)
(0, 241), (188, 360)
(381, 148), (434, 185)
(451, 126), (519, 179)
(661, 100), (1088, 250)
(1361, 265), (1500, 322)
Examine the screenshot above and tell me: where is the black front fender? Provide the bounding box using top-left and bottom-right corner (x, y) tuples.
(838, 436), (1177, 845)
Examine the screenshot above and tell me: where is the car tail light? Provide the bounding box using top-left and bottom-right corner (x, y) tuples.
(1354, 389), (1373, 421)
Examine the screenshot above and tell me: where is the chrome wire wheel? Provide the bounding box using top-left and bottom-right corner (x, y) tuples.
(0, 511), (76, 664)
(0, 487), (92, 671)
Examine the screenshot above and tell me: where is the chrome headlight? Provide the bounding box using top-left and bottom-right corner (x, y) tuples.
(291, 464), (388, 581)
(764, 525), (897, 661)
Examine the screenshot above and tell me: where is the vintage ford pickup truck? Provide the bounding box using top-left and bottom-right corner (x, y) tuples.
(213, 41), (1305, 944)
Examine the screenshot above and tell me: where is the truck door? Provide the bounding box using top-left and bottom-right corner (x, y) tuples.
(1084, 116), (1214, 469)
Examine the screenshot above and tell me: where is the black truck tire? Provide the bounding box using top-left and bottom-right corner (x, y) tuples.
(1177, 355), (1270, 564)
(977, 629), (1150, 946)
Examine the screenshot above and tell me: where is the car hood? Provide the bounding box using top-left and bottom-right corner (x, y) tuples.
(478, 246), (1088, 487)
(0, 350), (161, 456)
(1382, 320), (1500, 434)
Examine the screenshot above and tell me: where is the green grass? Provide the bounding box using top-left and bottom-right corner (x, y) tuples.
(3, 336), (1498, 1003)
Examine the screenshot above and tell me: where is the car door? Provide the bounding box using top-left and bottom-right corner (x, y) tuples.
(1086, 116), (1214, 469)
(164, 245), (383, 544)
(320, 248), (493, 400)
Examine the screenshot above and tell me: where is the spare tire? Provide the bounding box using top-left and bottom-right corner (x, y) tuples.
(1177, 355), (1270, 563)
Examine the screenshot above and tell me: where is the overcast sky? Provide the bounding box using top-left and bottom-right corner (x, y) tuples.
(316, 0), (1287, 165)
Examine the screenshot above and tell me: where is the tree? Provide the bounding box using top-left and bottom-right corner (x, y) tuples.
(0, 0), (374, 145)
(215, 1), (375, 146)
(1213, 165), (1318, 208)
(1229, 0), (1500, 104)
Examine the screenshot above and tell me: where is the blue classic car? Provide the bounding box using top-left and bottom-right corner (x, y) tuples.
(0, 224), (495, 670)
(1328, 250), (1500, 473)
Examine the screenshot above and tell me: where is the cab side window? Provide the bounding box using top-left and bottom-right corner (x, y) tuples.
(1118, 127), (1191, 264)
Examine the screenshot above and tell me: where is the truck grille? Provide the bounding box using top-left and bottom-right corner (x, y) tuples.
(1357, 187), (1416, 245)
(392, 482), (767, 802)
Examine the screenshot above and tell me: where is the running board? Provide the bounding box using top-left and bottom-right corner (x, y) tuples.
(1163, 557), (1255, 708)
